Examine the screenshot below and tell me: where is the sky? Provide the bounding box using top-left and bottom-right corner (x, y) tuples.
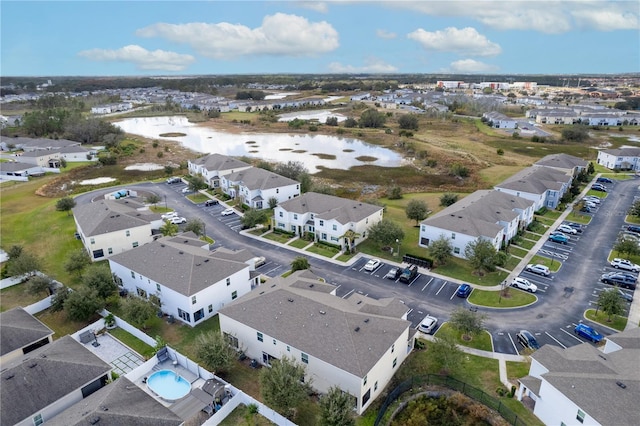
(1, 0), (639, 76)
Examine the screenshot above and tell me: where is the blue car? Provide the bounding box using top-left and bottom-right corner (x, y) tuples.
(549, 233), (569, 244)
(456, 283), (472, 298)
(574, 324), (603, 343)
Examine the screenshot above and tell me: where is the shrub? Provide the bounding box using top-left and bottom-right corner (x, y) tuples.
(497, 148), (504, 155)
(156, 151), (163, 158)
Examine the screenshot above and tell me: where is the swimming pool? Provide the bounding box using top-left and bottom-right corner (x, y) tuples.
(147, 369), (191, 401)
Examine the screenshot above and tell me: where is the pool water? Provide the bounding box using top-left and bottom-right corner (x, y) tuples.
(147, 369), (191, 401)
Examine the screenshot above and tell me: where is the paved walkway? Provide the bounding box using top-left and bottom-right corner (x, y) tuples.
(82, 333), (145, 376)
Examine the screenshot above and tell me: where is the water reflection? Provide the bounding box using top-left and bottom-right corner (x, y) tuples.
(114, 116), (403, 173)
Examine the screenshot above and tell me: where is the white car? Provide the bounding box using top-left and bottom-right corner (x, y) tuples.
(584, 196), (601, 204)
(169, 216), (187, 224)
(221, 208), (235, 216)
(610, 258), (640, 272)
(525, 264), (550, 276)
(181, 187), (192, 193)
(556, 224), (577, 235)
(364, 259), (381, 272)
(161, 211), (178, 220)
(511, 277), (538, 293)
(418, 315), (438, 334)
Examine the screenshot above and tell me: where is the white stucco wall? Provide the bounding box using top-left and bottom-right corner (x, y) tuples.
(534, 381), (601, 426)
(78, 222), (154, 261)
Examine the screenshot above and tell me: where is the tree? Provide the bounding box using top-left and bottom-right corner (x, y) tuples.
(145, 194), (161, 206)
(64, 288), (104, 322)
(449, 307), (487, 340)
(629, 200), (640, 218)
(195, 331), (238, 374)
(64, 249), (90, 277)
(187, 174), (207, 192)
(55, 197), (76, 215)
(160, 220), (179, 236)
(51, 286), (70, 312)
(120, 296), (158, 329)
(274, 161), (308, 180)
(405, 199), (429, 226)
(464, 238), (498, 275)
(449, 163), (470, 178)
(241, 208), (268, 229)
(26, 275), (53, 296)
(387, 186), (402, 200)
(613, 236), (640, 258)
(7, 245), (23, 260)
(428, 333), (464, 374)
(268, 196), (279, 209)
(7, 252), (41, 277)
(184, 218), (205, 236)
(343, 117), (358, 128)
(83, 264), (117, 299)
(440, 193), (459, 207)
(319, 386), (355, 426)
(368, 219), (405, 248)
(359, 109), (386, 128)
(59, 158), (67, 168)
(561, 126), (589, 142)
(325, 116), (339, 126)
(260, 356), (311, 418)
(398, 114), (419, 130)
(430, 236), (453, 266)
(298, 173), (312, 194)
(597, 289), (624, 321)
(291, 256), (310, 272)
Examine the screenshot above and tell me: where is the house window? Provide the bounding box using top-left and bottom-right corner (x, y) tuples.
(92, 249), (103, 259)
(301, 353), (308, 364)
(132, 242), (138, 248)
(107, 248), (113, 255)
(232, 291), (238, 300)
(224, 333), (239, 348)
(208, 304), (213, 313)
(178, 308), (190, 322)
(273, 339), (277, 345)
(362, 389), (371, 406)
(257, 332), (263, 342)
(278, 223), (285, 228)
(293, 214), (298, 220)
(192, 296), (197, 305)
(279, 211), (283, 217)
(331, 236), (338, 242)
(391, 344), (395, 353)
(126, 230), (130, 237)
(322, 233), (327, 240)
(90, 238), (95, 245)
(291, 225), (296, 232)
(156, 283), (161, 292)
(33, 414), (43, 426)
(137, 288), (147, 298)
(287, 345), (290, 352)
(310, 214), (314, 219)
(392, 357), (397, 368)
(276, 189), (279, 193)
(374, 381), (378, 391)
(131, 271), (135, 278)
(319, 220), (324, 226)
(194, 308), (204, 322)
(332, 224), (337, 231)
(454, 247), (460, 254)
(451, 233), (456, 240)
(577, 410), (585, 423)
(226, 278), (231, 286)
(363, 375), (367, 386)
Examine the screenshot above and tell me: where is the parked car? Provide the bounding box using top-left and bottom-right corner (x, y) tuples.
(169, 216), (187, 224)
(384, 267), (401, 280)
(516, 330), (540, 350)
(600, 272), (637, 290)
(204, 199), (219, 206)
(591, 185), (607, 192)
(596, 177), (613, 184)
(549, 233), (569, 244)
(181, 187), (192, 193)
(364, 259), (381, 272)
(564, 222), (583, 233)
(456, 283), (472, 298)
(418, 315), (438, 334)
(583, 196), (601, 204)
(582, 200), (597, 209)
(525, 264), (550, 276)
(556, 224), (577, 235)
(618, 288), (634, 303)
(610, 258), (640, 272)
(399, 265), (418, 283)
(511, 277), (538, 293)
(627, 225), (640, 235)
(161, 211), (178, 220)
(166, 177), (181, 184)
(580, 206), (592, 213)
(574, 323), (603, 343)
(221, 208), (235, 216)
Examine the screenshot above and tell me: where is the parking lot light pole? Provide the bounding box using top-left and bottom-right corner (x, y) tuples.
(164, 195), (167, 210)
(396, 239), (400, 257)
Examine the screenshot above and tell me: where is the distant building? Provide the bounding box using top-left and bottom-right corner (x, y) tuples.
(188, 153), (252, 188)
(597, 147), (640, 171)
(221, 167), (300, 210)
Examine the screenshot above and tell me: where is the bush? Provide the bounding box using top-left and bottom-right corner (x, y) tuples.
(497, 148), (504, 155)
(157, 151), (163, 158)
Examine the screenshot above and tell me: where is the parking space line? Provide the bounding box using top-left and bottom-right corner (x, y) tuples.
(559, 328), (584, 343)
(544, 332), (567, 349)
(435, 281), (447, 296)
(406, 275), (420, 287)
(342, 289), (355, 299)
(421, 277), (433, 292)
(508, 333), (519, 354)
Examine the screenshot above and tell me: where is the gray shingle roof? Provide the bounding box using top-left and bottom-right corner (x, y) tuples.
(278, 192), (383, 224)
(530, 329), (640, 426)
(0, 307), (53, 356)
(495, 166), (571, 194)
(45, 377), (182, 426)
(0, 336), (112, 426)
(73, 199), (160, 237)
(225, 167), (298, 190)
(108, 235), (250, 296)
(535, 153), (588, 171)
(219, 270), (410, 377)
(191, 153), (250, 172)
(0, 161), (39, 172)
(600, 147), (640, 157)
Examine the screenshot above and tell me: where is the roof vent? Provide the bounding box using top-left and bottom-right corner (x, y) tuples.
(354, 327), (360, 332)
(89, 416), (100, 425)
(364, 318), (370, 323)
(309, 284), (314, 288)
(115, 214), (120, 217)
(100, 406), (109, 411)
(598, 354), (607, 360)
(195, 263), (201, 266)
(4, 374), (14, 380)
(184, 240), (189, 243)
(357, 301), (362, 305)
(40, 354), (47, 358)
(617, 381), (627, 389)
(179, 251), (184, 254)
(28, 362), (37, 368)
(204, 259), (209, 262)
(136, 214), (141, 216)
(288, 298), (294, 302)
(160, 244), (165, 247)
(271, 284), (276, 288)
(109, 215), (115, 218)
(319, 310), (326, 315)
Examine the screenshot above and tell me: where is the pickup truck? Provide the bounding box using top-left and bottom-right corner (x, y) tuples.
(399, 265), (418, 284)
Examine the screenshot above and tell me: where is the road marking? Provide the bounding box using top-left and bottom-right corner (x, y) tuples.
(421, 277), (433, 292)
(544, 332), (567, 349)
(559, 327), (584, 343)
(508, 333), (519, 354)
(435, 281), (447, 296)
(342, 289), (355, 299)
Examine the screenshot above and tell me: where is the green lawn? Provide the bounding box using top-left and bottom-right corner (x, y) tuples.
(503, 255), (521, 270)
(288, 238), (311, 249)
(109, 327), (155, 359)
(512, 238), (535, 250)
(626, 215), (640, 225)
(469, 287), (537, 308)
(566, 211), (592, 224)
(585, 309), (627, 331)
(506, 360), (530, 383)
(336, 252), (357, 262)
(433, 257), (508, 286)
(522, 231), (542, 241)
(0, 282), (46, 312)
(262, 232), (293, 244)
(538, 209), (562, 219)
(435, 323), (493, 352)
(534, 216), (555, 227)
(507, 246), (529, 258)
(306, 243), (339, 258)
(186, 193), (209, 203)
(36, 309), (101, 339)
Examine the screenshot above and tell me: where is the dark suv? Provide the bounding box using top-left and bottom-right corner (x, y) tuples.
(627, 225), (640, 235)
(399, 265), (418, 283)
(600, 272), (637, 290)
(516, 330), (540, 350)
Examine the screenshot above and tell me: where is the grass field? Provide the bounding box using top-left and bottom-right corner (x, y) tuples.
(585, 309), (627, 331)
(435, 322), (493, 351)
(469, 287), (537, 308)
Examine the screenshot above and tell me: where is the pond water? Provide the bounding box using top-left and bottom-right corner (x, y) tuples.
(114, 116), (404, 173)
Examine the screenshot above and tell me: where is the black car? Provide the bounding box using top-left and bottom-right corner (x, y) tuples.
(516, 330), (540, 350)
(580, 206), (592, 213)
(627, 225), (640, 235)
(596, 177), (613, 184)
(565, 222), (583, 233)
(600, 272), (637, 290)
(204, 199), (219, 206)
(591, 185), (607, 192)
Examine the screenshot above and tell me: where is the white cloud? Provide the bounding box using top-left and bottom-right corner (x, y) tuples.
(136, 13), (339, 59)
(572, 8), (639, 31)
(408, 27), (501, 57)
(328, 57), (398, 73)
(447, 59), (499, 73)
(78, 45), (195, 71)
(376, 29), (397, 39)
(294, 1), (328, 13)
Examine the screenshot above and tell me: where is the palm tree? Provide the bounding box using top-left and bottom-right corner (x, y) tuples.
(159, 220), (179, 236)
(340, 229), (361, 253)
